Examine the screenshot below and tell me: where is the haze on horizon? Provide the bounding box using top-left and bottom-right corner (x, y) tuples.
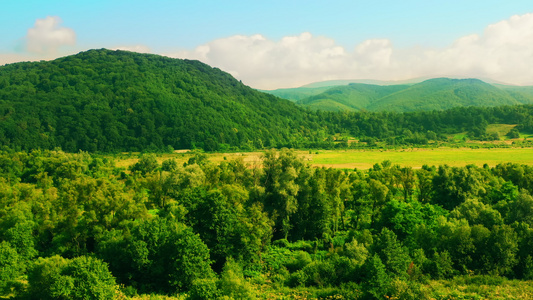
(2, 0), (533, 89)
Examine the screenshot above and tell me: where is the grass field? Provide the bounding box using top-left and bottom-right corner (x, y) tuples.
(114, 147), (533, 170)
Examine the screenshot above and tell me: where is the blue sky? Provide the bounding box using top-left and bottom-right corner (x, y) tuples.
(2, 0), (533, 88)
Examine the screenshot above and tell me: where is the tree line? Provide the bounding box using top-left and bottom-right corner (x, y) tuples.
(2, 149), (533, 298)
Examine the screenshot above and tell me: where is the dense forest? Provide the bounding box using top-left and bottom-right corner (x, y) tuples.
(0, 49), (322, 152)
(1, 49), (533, 153)
(2, 149), (533, 299)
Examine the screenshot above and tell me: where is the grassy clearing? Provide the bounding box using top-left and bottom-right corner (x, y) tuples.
(122, 278), (533, 299)
(304, 147), (533, 169)
(425, 277), (533, 300)
(112, 147), (533, 171)
(486, 124), (516, 137)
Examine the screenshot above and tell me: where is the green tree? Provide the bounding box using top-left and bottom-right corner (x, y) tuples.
(130, 153), (159, 175)
(432, 165), (487, 210)
(372, 228), (411, 277)
(27, 255), (116, 300)
(361, 254), (391, 299)
(262, 149), (307, 239)
(97, 218), (215, 294)
(0, 241), (22, 296)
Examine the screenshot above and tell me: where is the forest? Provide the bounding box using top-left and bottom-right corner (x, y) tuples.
(2, 49), (533, 299)
(2, 148), (533, 299)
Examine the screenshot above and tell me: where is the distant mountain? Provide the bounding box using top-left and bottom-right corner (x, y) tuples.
(0, 49), (323, 152)
(262, 78), (422, 101)
(291, 78), (533, 112)
(296, 83), (409, 111)
(367, 78), (525, 112)
(300, 78), (425, 88)
(497, 85), (533, 104)
(259, 86), (332, 102)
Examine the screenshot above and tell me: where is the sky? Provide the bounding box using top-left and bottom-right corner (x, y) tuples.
(2, 0), (533, 89)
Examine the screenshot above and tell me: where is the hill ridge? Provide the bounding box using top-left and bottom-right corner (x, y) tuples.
(270, 77), (533, 112)
(0, 49), (322, 152)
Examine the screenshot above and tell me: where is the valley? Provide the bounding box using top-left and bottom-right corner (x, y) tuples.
(2, 49), (533, 300)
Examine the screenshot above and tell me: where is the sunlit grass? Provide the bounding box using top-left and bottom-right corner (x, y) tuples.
(111, 147), (533, 171)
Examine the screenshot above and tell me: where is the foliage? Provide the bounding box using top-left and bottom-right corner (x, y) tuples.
(26, 255), (116, 300)
(1, 149), (533, 298)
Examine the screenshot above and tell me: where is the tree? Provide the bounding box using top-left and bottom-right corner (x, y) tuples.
(261, 149), (307, 240)
(506, 191), (533, 226)
(129, 153), (159, 175)
(27, 255), (116, 300)
(97, 218), (215, 294)
(0, 242), (22, 296)
(372, 228), (411, 277)
(432, 165), (487, 210)
(484, 225), (518, 276)
(362, 254), (391, 299)
(450, 198), (503, 228)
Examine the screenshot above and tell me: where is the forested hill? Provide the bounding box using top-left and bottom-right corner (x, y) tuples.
(367, 78), (525, 112)
(0, 49), (324, 152)
(276, 78), (533, 112)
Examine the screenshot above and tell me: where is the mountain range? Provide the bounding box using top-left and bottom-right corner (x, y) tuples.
(265, 78), (533, 112)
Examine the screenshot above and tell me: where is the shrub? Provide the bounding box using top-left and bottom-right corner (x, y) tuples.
(27, 255), (116, 300)
(188, 278), (219, 300)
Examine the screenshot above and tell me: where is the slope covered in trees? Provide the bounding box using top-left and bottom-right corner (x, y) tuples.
(298, 83), (409, 111)
(0, 49), (324, 152)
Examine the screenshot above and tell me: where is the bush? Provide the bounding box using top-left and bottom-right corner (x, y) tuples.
(27, 255), (116, 300)
(188, 278), (219, 300)
(218, 258), (255, 300)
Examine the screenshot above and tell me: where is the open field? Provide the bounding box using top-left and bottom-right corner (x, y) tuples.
(304, 147), (533, 169)
(114, 147), (533, 170)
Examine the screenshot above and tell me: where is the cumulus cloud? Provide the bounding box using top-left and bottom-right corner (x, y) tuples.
(171, 32), (352, 88)
(26, 16), (76, 54)
(111, 45), (151, 53)
(170, 13), (533, 89)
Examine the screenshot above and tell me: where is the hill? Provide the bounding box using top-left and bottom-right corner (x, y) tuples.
(259, 86), (332, 102)
(368, 78), (524, 112)
(262, 78), (422, 102)
(292, 78), (533, 112)
(298, 83), (410, 111)
(0, 49), (324, 152)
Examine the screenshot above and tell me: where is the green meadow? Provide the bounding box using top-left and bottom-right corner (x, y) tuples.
(115, 147), (533, 171)
(304, 147), (533, 169)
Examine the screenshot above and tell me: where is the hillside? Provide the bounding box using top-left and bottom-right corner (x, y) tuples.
(293, 78), (533, 112)
(260, 86), (332, 102)
(298, 83), (409, 111)
(368, 78), (524, 112)
(0, 49), (325, 152)
(262, 78), (422, 101)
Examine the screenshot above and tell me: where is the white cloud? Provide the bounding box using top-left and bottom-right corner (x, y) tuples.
(26, 16), (76, 54)
(170, 13), (533, 89)
(171, 32), (353, 89)
(0, 53), (37, 66)
(111, 45), (151, 53)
